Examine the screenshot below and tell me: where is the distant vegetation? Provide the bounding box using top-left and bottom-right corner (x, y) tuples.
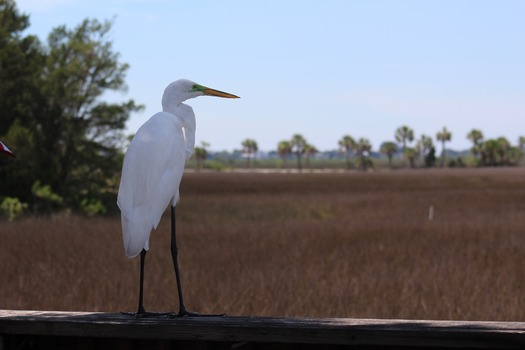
(1, 1), (524, 219)
(188, 126), (524, 173)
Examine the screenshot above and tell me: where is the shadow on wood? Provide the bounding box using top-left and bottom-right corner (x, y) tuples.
(1, 310), (525, 349)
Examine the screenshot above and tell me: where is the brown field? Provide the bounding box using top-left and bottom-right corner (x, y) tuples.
(1, 168), (525, 321)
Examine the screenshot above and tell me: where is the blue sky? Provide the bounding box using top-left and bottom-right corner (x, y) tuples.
(16, 0), (525, 152)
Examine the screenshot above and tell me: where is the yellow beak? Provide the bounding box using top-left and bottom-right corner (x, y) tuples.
(192, 83), (240, 98)
(203, 88), (240, 99)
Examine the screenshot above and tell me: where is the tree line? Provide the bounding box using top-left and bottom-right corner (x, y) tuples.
(194, 126), (524, 172)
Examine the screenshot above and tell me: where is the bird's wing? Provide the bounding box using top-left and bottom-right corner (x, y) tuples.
(117, 112), (186, 257)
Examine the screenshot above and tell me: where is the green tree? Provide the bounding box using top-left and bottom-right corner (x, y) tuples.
(241, 138), (258, 167)
(415, 134), (434, 167)
(193, 141), (209, 171)
(355, 138), (372, 171)
(395, 125), (414, 168)
(395, 125), (414, 151)
(338, 135), (355, 169)
(41, 18), (142, 213)
(379, 141), (397, 169)
(519, 136), (525, 151)
(0, 8), (142, 213)
(508, 146), (523, 165)
(0, 0), (43, 133)
(291, 134), (307, 172)
(467, 129), (484, 145)
(403, 147), (417, 168)
(496, 137), (510, 164)
(0, 1), (44, 202)
(476, 137), (523, 167)
(436, 127), (452, 167)
(425, 147), (437, 167)
(277, 140), (292, 169)
(304, 143), (318, 169)
(480, 139), (498, 166)
(415, 134), (433, 157)
(467, 129), (484, 164)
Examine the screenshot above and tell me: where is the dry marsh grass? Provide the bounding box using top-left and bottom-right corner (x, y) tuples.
(1, 168), (525, 321)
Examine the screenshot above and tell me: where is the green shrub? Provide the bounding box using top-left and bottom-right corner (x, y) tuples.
(32, 181), (64, 212)
(80, 198), (107, 216)
(0, 197), (28, 221)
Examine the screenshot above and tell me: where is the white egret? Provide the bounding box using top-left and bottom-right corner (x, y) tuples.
(0, 141), (15, 159)
(117, 79), (239, 317)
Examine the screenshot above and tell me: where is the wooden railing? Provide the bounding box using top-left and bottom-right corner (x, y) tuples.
(1, 310), (524, 349)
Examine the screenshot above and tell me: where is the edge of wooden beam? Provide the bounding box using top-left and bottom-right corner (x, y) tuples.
(1, 310), (525, 348)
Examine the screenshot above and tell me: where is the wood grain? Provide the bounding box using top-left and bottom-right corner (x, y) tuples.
(1, 310), (525, 348)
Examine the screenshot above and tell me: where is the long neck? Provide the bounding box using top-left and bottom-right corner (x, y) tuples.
(164, 102), (196, 160)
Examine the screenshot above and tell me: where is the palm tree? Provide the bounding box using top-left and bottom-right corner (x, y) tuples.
(477, 137), (518, 167)
(496, 137), (510, 164)
(395, 125), (414, 151)
(403, 147), (417, 168)
(241, 138), (258, 167)
(338, 135), (355, 169)
(467, 129), (484, 163)
(395, 125), (414, 167)
(481, 139), (498, 166)
(379, 141), (397, 169)
(436, 127), (452, 167)
(517, 137), (525, 165)
(416, 134), (433, 156)
(425, 146), (437, 167)
(508, 146), (524, 165)
(290, 134), (307, 172)
(277, 140), (292, 169)
(192, 141), (209, 171)
(355, 138), (372, 171)
(467, 129), (484, 145)
(304, 144), (318, 169)
(518, 136), (525, 151)
(415, 134), (434, 167)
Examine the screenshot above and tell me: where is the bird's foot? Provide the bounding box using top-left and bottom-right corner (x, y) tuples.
(121, 310), (170, 319)
(168, 309), (225, 318)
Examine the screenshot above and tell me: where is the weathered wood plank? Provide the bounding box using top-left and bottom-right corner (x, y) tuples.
(1, 310), (524, 349)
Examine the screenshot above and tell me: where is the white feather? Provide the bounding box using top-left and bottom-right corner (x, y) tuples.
(118, 112), (185, 258)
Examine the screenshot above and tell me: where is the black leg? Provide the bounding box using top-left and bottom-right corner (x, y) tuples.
(123, 249), (162, 317)
(169, 206), (224, 318)
(137, 249), (147, 315)
(170, 206), (189, 316)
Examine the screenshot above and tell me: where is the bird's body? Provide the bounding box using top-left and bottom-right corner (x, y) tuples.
(118, 111), (186, 258)
(117, 79), (239, 317)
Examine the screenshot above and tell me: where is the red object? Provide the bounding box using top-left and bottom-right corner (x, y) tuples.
(0, 141), (15, 158)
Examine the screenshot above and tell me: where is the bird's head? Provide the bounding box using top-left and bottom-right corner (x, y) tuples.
(162, 79), (239, 108)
